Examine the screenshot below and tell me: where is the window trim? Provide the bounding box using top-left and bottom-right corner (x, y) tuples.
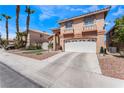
(84, 17), (95, 26)
(65, 21), (73, 29)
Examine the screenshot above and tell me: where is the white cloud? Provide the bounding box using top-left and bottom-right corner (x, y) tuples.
(111, 5), (118, 9)
(39, 8), (56, 20)
(112, 7), (124, 16)
(65, 6), (87, 13)
(88, 5), (99, 11)
(38, 6), (60, 20)
(37, 5), (101, 21)
(65, 5), (99, 13)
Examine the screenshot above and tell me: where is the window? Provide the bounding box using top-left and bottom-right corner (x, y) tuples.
(65, 21), (73, 28)
(84, 17), (94, 26)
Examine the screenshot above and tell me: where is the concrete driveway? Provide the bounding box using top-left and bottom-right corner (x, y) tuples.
(1, 50), (124, 88)
(38, 52), (101, 83)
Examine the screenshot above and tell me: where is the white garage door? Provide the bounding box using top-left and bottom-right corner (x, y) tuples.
(65, 39), (96, 53)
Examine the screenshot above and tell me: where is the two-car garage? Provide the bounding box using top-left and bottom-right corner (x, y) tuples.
(64, 39), (96, 53)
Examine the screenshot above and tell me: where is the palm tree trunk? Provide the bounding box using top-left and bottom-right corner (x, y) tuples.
(16, 5), (20, 42)
(25, 13), (30, 47)
(6, 19), (9, 45)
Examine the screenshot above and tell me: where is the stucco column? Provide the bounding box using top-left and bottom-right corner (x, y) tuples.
(97, 31), (105, 53)
(59, 35), (64, 51)
(53, 35), (56, 51)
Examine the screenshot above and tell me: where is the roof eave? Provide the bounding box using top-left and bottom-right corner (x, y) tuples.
(58, 7), (111, 24)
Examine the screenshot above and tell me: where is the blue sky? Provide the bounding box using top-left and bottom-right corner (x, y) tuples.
(0, 5), (124, 39)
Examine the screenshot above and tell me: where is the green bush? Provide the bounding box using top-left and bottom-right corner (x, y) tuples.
(36, 52), (42, 55)
(48, 43), (53, 49)
(27, 44), (42, 50)
(27, 44), (36, 50)
(36, 45), (41, 49)
(104, 48), (107, 54)
(100, 46), (104, 54)
(1, 39), (8, 47)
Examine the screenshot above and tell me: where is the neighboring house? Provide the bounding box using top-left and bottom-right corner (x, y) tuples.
(51, 7), (110, 53)
(25, 29), (51, 49)
(8, 39), (15, 45)
(106, 26), (115, 48)
(106, 26), (124, 52)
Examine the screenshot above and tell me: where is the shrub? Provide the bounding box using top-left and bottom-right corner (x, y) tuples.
(100, 46), (104, 54)
(104, 48), (107, 54)
(27, 44), (36, 50)
(48, 43), (53, 49)
(1, 39), (8, 47)
(36, 52), (42, 55)
(26, 44), (42, 50)
(36, 45), (42, 49)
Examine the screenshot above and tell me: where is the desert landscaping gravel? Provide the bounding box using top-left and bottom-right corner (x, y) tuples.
(98, 54), (124, 80)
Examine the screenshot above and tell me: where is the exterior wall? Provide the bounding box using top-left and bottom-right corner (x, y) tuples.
(26, 30), (50, 47)
(28, 31), (49, 46)
(73, 18), (83, 36)
(60, 13), (105, 34)
(106, 31), (112, 48)
(95, 13), (105, 31)
(59, 12), (106, 53)
(97, 32), (105, 52)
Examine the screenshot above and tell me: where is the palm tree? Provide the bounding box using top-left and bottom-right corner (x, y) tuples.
(16, 5), (20, 42)
(15, 31), (27, 48)
(2, 14), (12, 45)
(0, 18), (2, 21)
(25, 5), (35, 47)
(0, 16), (2, 45)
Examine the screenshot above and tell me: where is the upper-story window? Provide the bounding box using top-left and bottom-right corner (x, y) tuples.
(40, 34), (43, 38)
(65, 21), (73, 29)
(84, 17), (94, 26)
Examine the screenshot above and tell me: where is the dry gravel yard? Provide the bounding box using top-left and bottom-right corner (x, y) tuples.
(8, 49), (59, 60)
(98, 54), (124, 80)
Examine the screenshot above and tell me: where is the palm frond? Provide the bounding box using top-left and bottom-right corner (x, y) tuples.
(1, 14), (6, 17)
(25, 5), (28, 12)
(25, 5), (30, 13)
(7, 16), (12, 19)
(30, 10), (35, 14)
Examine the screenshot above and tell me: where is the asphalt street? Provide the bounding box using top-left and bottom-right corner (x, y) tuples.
(0, 62), (42, 88)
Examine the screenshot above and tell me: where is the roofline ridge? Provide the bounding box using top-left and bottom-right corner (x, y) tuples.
(58, 6), (111, 23)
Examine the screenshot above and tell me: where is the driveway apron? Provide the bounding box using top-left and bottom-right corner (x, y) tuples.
(37, 52), (80, 85)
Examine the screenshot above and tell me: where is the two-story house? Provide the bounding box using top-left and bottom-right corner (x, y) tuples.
(22, 29), (51, 50)
(51, 7), (110, 53)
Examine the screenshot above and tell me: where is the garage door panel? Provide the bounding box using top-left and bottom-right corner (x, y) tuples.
(65, 40), (96, 53)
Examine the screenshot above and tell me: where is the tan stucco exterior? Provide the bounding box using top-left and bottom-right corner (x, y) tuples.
(51, 7), (110, 53)
(26, 30), (50, 46)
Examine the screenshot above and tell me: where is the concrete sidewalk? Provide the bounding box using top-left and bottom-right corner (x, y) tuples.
(1, 50), (124, 88)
